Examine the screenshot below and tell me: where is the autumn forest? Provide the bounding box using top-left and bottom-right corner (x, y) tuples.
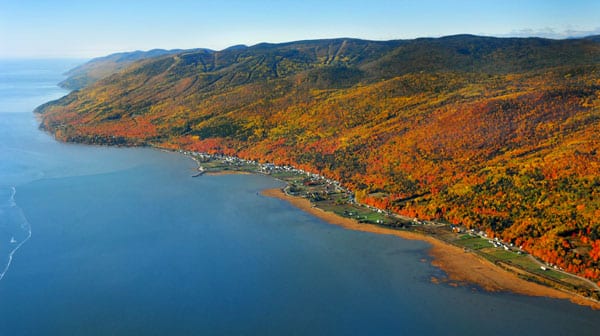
(37, 35), (600, 285)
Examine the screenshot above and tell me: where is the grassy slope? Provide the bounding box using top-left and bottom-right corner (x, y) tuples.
(37, 35), (600, 284)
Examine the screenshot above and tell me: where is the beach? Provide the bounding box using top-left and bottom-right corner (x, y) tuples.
(261, 188), (600, 310)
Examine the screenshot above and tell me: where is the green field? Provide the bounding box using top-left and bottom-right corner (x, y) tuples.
(509, 257), (569, 280)
(453, 235), (491, 250)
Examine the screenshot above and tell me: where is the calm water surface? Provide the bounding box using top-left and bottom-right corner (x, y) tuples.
(0, 60), (598, 335)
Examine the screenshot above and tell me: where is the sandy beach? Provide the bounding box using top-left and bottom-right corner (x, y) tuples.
(261, 188), (600, 310)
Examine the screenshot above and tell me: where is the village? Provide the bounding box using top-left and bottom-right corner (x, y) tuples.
(177, 149), (600, 302)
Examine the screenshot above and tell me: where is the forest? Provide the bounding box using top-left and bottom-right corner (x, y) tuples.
(36, 35), (600, 285)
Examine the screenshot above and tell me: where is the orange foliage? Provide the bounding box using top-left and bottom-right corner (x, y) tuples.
(37, 39), (600, 283)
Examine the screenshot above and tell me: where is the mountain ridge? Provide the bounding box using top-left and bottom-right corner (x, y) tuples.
(59, 34), (600, 90)
(37, 35), (600, 285)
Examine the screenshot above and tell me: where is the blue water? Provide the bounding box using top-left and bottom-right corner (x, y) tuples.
(0, 60), (598, 335)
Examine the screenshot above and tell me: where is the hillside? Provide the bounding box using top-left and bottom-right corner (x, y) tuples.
(37, 35), (600, 285)
(59, 48), (186, 90)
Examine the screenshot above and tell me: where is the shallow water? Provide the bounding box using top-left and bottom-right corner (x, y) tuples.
(0, 60), (598, 335)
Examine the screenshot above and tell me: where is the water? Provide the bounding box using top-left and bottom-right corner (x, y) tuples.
(0, 60), (598, 335)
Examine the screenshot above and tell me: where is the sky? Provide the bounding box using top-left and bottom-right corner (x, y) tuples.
(1, 0), (599, 59)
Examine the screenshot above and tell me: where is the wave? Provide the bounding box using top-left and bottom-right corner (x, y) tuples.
(0, 186), (32, 281)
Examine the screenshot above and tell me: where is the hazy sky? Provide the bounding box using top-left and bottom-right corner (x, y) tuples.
(1, 0), (599, 58)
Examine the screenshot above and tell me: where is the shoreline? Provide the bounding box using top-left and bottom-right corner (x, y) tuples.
(95, 147), (600, 309)
(261, 187), (600, 310)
